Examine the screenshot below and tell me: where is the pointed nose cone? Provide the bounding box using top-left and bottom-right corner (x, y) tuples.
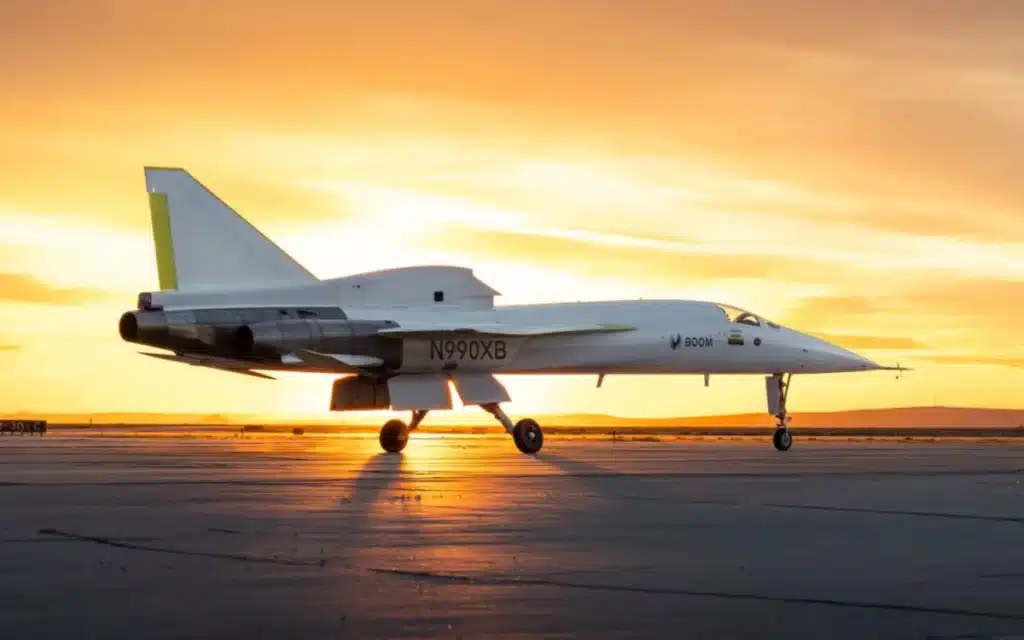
(800, 333), (883, 373)
(826, 343), (883, 372)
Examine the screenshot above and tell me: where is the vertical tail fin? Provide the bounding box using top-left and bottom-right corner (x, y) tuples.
(144, 167), (318, 292)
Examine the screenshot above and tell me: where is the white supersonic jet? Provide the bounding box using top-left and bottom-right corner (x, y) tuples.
(118, 167), (903, 454)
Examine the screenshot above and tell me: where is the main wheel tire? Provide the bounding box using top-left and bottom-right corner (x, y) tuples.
(772, 428), (792, 452)
(512, 418), (544, 454)
(379, 419), (410, 453)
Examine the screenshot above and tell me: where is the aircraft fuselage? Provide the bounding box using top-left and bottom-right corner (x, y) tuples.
(121, 299), (879, 377)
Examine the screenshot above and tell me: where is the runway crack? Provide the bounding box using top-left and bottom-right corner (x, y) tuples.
(365, 567), (1024, 621)
(762, 503), (1024, 523)
(2, 535), (158, 544)
(36, 529), (328, 567)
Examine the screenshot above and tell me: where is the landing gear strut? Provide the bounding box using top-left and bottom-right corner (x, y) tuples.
(409, 410), (428, 431)
(481, 403), (543, 454)
(769, 373), (793, 452)
(378, 410), (430, 453)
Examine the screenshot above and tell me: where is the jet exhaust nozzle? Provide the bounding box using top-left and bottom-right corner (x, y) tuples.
(230, 325), (261, 355)
(118, 312), (139, 341)
(118, 310), (169, 344)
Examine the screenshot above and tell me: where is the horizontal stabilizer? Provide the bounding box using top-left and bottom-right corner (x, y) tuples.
(377, 323), (635, 339)
(140, 352), (275, 379)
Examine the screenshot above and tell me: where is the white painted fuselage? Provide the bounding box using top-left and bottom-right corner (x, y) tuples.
(344, 299), (881, 377)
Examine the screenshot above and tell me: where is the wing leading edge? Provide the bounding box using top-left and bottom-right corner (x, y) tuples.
(377, 323), (635, 339)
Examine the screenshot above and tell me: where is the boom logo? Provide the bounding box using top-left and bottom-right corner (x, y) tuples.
(429, 339), (507, 361)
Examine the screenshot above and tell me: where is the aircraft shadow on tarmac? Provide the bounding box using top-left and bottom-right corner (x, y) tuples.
(527, 452), (656, 531)
(340, 453), (428, 561)
(533, 452), (652, 504)
(348, 452), (406, 507)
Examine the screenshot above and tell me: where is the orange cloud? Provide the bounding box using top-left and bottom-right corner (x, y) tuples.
(427, 227), (851, 288)
(777, 277), (1024, 372)
(0, 273), (111, 305)
(785, 278), (1024, 327)
(2, 1), (1023, 244)
(810, 334), (923, 351)
(925, 355), (1024, 369)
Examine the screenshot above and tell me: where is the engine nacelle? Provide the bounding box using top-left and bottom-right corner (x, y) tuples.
(119, 307), (400, 368)
(230, 319), (354, 356)
(119, 311), (245, 353)
(330, 376), (391, 411)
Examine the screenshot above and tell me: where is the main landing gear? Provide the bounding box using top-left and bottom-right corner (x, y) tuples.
(770, 373), (793, 452)
(482, 403), (544, 454)
(376, 405), (542, 455)
(378, 410), (428, 454)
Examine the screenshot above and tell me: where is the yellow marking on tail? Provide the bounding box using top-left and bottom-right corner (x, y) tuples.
(148, 192), (178, 290)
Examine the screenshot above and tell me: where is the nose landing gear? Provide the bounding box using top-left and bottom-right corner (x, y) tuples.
(768, 373), (793, 451)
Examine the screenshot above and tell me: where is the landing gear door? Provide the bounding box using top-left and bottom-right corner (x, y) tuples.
(766, 375), (781, 415)
(387, 373), (453, 411)
(449, 372), (511, 405)
(330, 376), (390, 410)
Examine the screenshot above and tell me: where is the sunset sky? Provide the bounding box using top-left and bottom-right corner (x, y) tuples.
(1, 0), (1023, 419)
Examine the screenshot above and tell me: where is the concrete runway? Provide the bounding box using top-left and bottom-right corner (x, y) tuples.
(0, 432), (1022, 639)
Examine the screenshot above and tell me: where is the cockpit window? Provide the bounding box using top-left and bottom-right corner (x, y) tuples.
(715, 303), (780, 329)
(716, 303), (743, 322)
(734, 311), (761, 326)
(717, 303), (756, 323)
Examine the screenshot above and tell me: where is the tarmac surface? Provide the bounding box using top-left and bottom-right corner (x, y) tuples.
(0, 431), (1022, 639)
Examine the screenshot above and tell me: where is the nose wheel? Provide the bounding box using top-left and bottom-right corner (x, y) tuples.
(768, 373), (794, 452)
(772, 427), (792, 451)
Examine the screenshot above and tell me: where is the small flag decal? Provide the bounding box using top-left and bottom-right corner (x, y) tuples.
(728, 330), (744, 346)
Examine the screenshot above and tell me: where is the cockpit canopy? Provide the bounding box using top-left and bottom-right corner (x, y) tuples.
(715, 303), (781, 329)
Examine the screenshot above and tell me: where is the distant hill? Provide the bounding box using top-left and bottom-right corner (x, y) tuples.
(539, 407), (1024, 428)
(0, 412), (242, 425)
(4, 406), (1022, 428)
